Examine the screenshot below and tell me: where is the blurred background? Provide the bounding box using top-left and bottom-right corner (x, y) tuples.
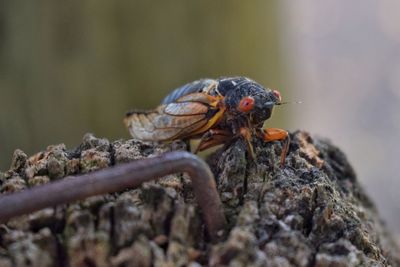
(0, 1), (399, 236)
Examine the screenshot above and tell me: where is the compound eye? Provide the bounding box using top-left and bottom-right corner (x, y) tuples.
(272, 90), (282, 103)
(237, 96), (255, 113)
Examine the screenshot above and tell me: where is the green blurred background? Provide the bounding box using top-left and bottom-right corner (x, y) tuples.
(0, 1), (288, 170)
(1, 1), (400, 237)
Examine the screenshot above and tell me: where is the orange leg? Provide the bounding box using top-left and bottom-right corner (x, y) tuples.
(262, 128), (290, 166)
(240, 127), (256, 159)
(195, 129), (232, 153)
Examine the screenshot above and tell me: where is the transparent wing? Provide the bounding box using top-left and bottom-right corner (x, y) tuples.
(125, 93), (219, 141)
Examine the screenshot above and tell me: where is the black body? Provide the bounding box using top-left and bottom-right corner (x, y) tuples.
(162, 77), (280, 134)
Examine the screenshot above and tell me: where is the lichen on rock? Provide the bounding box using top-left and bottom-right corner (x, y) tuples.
(0, 131), (399, 266)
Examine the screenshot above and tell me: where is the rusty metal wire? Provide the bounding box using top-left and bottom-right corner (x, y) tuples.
(0, 151), (226, 241)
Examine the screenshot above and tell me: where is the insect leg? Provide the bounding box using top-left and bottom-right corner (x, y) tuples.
(239, 127), (256, 160)
(261, 128), (290, 166)
(195, 129), (232, 153)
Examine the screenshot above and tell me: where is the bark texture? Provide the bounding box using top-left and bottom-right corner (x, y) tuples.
(0, 131), (399, 267)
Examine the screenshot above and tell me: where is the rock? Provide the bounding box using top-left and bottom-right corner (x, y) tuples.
(0, 132), (398, 266)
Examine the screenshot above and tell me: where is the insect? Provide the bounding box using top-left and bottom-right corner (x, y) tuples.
(124, 77), (290, 166)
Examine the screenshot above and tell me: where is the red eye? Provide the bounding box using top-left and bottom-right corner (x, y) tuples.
(272, 90), (282, 103)
(238, 96), (255, 113)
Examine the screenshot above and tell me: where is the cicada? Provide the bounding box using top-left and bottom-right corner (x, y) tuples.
(124, 77), (289, 166)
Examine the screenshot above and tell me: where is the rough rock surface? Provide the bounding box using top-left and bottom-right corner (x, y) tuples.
(0, 131), (399, 267)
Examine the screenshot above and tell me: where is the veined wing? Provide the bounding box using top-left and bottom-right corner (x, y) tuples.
(125, 93), (222, 141)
